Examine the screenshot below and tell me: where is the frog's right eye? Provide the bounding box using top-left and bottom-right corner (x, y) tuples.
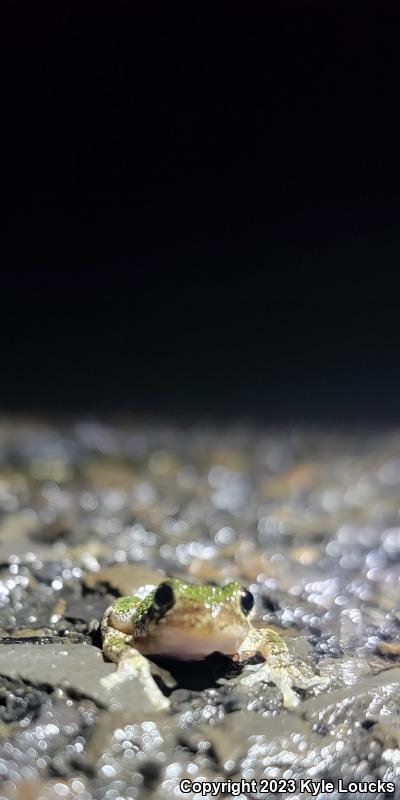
(240, 588), (255, 615)
(153, 582), (175, 611)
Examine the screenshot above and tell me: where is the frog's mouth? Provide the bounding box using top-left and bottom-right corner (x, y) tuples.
(137, 624), (246, 661)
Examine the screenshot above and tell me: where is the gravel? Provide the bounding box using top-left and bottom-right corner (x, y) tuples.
(1, 420), (400, 798)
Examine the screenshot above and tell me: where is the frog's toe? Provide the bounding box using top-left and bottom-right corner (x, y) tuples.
(287, 663), (330, 691)
(239, 663), (300, 708)
(302, 673), (330, 691)
(101, 656), (171, 711)
(100, 671), (126, 691)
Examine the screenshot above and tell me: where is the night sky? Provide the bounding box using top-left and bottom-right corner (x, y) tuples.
(2, 3), (400, 421)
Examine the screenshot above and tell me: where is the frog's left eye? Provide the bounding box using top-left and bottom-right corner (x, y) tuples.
(240, 588), (254, 615)
(154, 582), (175, 611)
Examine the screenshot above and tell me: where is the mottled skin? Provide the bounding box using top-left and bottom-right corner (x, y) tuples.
(101, 579), (324, 710)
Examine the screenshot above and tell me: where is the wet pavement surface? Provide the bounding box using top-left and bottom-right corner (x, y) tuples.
(1, 420), (400, 798)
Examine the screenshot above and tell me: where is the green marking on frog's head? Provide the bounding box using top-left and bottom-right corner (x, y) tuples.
(114, 595), (141, 615)
(166, 578), (243, 606)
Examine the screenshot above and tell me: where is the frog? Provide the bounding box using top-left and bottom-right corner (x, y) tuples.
(101, 578), (325, 710)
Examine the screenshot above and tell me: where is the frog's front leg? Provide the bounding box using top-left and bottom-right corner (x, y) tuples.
(101, 627), (170, 711)
(237, 628), (323, 710)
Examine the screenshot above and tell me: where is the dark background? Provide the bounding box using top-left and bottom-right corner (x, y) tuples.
(2, 3), (400, 421)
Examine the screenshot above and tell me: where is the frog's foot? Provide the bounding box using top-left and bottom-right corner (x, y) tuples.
(238, 628), (328, 710)
(240, 659), (328, 709)
(286, 660), (330, 692)
(240, 661), (301, 709)
(101, 650), (170, 711)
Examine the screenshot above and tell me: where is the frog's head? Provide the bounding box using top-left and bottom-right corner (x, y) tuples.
(137, 578), (255, 660)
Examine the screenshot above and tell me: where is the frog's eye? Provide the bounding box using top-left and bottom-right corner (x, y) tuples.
(240, 588), (254, 615)
(154, 582), (175, 611)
